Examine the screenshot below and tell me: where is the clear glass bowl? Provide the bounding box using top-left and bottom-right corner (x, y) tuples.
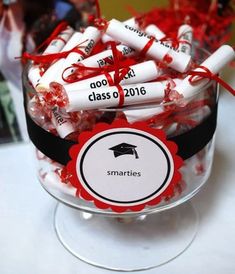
(22, 47), (219, 270)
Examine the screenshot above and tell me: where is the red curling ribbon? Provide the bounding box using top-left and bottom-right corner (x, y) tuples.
(92, 0), (108, 30)
(52, 36), (67, 45)
(21, 40), (88, 64)
(160, 36), (180, 50)
(61, 40), (134, 83)
(61, 63), (110, 83)
(36, 21), (68, 52)
(139, 37), (155, 58)
(125, 5), (140, 18)
(61, 61), (133, 84)
(188, 66), (235, 96)
(62, 41), (130, 107)
(104, 72), (114, 86)
(108, 42), (131, 106)
(109, 42), (122, 84)
(116, 85), (125, 107)
(94, 0), (101, 19)
(157, 54), (173, 69)
(62, 64), (106, 83)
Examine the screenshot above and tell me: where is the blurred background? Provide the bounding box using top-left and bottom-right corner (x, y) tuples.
(0, 0), (234, 145)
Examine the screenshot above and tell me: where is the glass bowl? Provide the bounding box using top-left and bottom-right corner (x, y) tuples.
(22, 47), (219, 271)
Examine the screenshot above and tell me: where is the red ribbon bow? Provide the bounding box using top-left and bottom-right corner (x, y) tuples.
(188, 66), (235, 96)
(62, 42), (136, 107)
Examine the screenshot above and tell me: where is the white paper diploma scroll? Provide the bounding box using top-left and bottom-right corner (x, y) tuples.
(80, 44), (136, 68)
(106, 19), (192, 73)
(43, 25), (74, 55)
(63, 60), (161, 92)
(50, 106), (75, 138)
(28, 66), (43, 89)
(102, 17), (138, 43)
(35, 31), (83, 90)
(59, 27), (102, 83)
(64, 82), (166, 112)
(175, 45), (235, 98)
(177, 24), (193, 55)
(28, 26), (74, 88)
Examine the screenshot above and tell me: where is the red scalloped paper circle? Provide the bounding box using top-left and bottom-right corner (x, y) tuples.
(67, 119), (183, 213)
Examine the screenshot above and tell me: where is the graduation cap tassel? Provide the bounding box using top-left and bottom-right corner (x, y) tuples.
(133, 148), (139, 159)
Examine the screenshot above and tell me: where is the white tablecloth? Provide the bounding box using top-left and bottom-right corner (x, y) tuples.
(0, 69), (235, 274)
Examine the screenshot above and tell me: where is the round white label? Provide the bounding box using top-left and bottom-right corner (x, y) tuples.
(75, 128), (175, 207)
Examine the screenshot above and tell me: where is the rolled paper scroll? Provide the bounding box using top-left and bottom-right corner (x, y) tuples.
(59, 26), (102, 83)
(61, 82), (166, 112)
(102, 17), (139, 44)
(28, 26), (74, 88)
(79, 44), (136, 68)
(43, 25), (74, 55)
(175, 45), (235, 98)
(62, 60), (162, 91)
(177, 24), (193, 55)
(35, 31), (83, 90)
(50, 106), (75, 138)
(105, 19), (192, 73)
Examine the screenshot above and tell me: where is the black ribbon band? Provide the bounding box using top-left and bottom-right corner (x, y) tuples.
(24, 101), (218, 165)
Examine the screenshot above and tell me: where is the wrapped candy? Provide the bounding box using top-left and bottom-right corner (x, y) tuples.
(60, 60), (162, 91)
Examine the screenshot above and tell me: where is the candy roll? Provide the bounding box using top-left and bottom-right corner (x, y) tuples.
(106, 19), (192, 73)
(59, 26), (102, 83)
(80, 44), (136, 68)
(177, 24), (193, 55)
(28, 26), (74, 89)
(43, 25), (74, 55)
(102, 17), (138, 44)
(28, 66), (43, 89)
(103, 19), (166, 45)
(175, 45), (235, 99)
(50, 106), (75, 138)
(36, 31), (83, 91)
(63, 60), (162, 92)
(61, 82), (166, 112)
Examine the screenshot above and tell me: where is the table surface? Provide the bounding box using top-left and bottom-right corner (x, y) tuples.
(0, 69), (235, 274)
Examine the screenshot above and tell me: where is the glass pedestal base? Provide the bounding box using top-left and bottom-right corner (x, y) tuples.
(54, 202), (199, 271)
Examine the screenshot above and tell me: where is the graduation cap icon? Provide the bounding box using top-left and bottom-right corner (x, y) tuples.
(109, 143), (139, 159)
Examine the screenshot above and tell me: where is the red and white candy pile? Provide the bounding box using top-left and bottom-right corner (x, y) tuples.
(24, 6), (235, 204)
